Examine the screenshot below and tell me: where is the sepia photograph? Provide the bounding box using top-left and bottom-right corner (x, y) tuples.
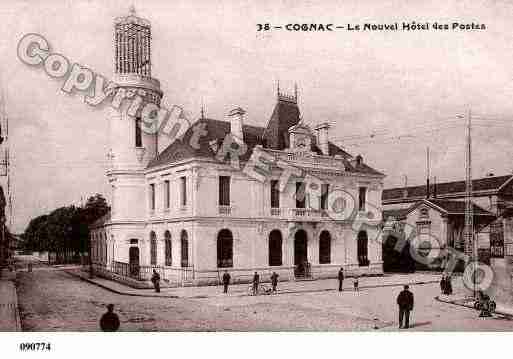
(1, 0), (513, 356)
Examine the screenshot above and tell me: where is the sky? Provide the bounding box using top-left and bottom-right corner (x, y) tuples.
(1, 0), (513, 233)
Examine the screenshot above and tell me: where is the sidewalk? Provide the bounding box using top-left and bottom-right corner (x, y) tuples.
(436, 294), (513, 318)
(66, 269), (440, 299)
(0, 269), (21, 331)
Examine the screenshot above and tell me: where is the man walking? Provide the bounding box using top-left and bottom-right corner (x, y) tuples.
(222, 270), (231, 294)
(100, 304), (120, 332)
(151, 269), (161, 293)
(252, 271), (260, 295)
(270, 271), (279, 294)
(338, 267), (344, 292)
(397, 285), (414, 329)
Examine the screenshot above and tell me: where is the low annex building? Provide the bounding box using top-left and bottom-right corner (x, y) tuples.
(89, 10), (386, 287)
(382, 175), (513, 272)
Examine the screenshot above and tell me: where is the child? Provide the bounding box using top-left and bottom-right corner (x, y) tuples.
(353, 276), (359, 292)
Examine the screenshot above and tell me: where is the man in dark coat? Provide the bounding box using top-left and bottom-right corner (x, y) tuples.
(100, 304), (120, 332)
(338, 268), (345, 292)
(270, 271), (279, 294)
(222, 270), (231, 293)
(440, 275), (446, 295)
(151, 269), (161, 293)
(252, 271), (260, 295)
(445, 276), (453, 295)
(397, 285), (414, 329)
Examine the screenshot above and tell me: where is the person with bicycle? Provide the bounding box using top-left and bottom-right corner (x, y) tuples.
(252, 271), (260, 295)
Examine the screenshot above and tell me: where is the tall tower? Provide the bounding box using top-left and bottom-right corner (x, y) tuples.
(107, 7), (162, 222)
(108, 6), (163, 171)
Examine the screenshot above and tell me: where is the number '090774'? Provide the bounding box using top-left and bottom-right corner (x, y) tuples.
(19, 342), (52, 351)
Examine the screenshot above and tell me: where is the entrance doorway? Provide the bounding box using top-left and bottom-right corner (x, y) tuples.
(294, 230), (308, 277)
(382, 235), (415, 273)
(129, 246), (140, 277)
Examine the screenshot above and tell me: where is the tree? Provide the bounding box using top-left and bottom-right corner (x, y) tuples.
(23, 214), (49, 252)
(83, 194), (110, 224)
(22, 193), (110, 263)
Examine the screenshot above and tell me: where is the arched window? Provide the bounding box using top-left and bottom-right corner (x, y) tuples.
(268, 230), (283, 266)
(164, 231), (172, 266)
(217, 229), (233, 268)
(357, 231), (369, 266)
(181, 230), (189, 267)
(150, 231), (157, 266)
(319, 231), (331, 264)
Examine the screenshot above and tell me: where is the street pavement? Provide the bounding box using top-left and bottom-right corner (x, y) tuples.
(14, 268), (513, 331)
(0, 269), (21, 331)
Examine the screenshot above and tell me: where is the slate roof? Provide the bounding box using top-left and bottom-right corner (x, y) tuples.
(262, 98), (301, 150)
(382, 175), (513, 202)
(427, 199), (494, 216)
(146, 97), (384, 177)
(383, 208), (410, 220)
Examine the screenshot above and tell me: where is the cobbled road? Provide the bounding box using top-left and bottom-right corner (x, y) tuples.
(15, 269), (513, 331)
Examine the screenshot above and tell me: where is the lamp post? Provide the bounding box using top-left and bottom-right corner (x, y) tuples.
(88, 232), (94, 278)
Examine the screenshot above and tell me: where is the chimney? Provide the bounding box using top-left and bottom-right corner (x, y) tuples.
(314, 122), (330, 155)
(228, 107), (245, 141)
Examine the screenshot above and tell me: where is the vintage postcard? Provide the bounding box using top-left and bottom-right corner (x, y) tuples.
(0, 0), (512, 357)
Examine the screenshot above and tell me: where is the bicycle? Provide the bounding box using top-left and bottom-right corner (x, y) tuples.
(247, 283), (272, 296)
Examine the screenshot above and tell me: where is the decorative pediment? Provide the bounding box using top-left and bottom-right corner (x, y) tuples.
(288, 123), (314, 153)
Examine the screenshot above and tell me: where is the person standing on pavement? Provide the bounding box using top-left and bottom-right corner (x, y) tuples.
(270, 271), (279, 294)
(353, 276), (359, 292)
(252, 271), (260, 295)
(445, 275), (453, 295)
(440, 275), (446, 295)
(338, 268), (345, 292)
(222, 270), (231, 294)
(397, 285), (414, 329)
(151, 269), (161, 293)
(100, 304), (120, 332)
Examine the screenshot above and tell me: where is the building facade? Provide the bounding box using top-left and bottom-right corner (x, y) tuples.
(382, 175), (513, 303)
(90, 10), (386, 287)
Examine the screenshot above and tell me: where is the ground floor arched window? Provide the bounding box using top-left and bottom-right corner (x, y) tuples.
(150, 231), (157, 266)
(164, 230), (172, 266)
(217, 229), (233, 268)
(268, 230), (283, 266)
(357, 231), (369, 266)
(181, 230), (189, 267)
(319, 230), (331, 264)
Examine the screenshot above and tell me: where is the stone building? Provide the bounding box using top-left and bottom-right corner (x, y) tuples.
(382, 175), (513, 273)
(90, 10), (386, 287)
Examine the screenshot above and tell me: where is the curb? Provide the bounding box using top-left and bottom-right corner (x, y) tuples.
(434, 296), (513, 319)
(66, 270), (438, 299)
(65, 271), (180, 298)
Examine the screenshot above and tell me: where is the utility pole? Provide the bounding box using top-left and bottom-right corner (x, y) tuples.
(426, 147), (430, 198)
(464, 108), (477, 297)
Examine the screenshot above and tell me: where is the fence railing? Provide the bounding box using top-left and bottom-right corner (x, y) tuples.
(111, 261), (194, 285)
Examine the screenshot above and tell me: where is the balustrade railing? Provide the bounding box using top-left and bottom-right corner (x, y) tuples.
(218, 206), (232, 215)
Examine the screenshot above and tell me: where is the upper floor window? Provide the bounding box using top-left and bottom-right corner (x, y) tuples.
(164, 180), (170, 209)
(296, 182), (305, 209)
(358, 187), (367, 211)
(270, 180), (280, 208)
(180, 176), (187, 206)
(219, 176), (231, 206)
(149, 183), (155, 211)
(135, 117), (142, 148)
(321, 184), (329, 210)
